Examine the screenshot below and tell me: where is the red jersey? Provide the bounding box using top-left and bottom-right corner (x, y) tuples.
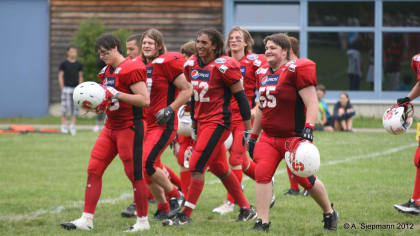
(98, 57), (147, 129)
(231, 53), (266, 122)
(144, 52), (185, 129)
(184, 55), (242, 128)
(411, 54), (420, 81)
(255, 58), (317, 137)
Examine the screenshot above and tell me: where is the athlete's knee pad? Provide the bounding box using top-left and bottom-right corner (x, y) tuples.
(296, 175), (316, 190)
(87, 158), (108, 177)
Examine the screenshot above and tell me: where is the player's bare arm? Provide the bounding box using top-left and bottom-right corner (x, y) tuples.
(407, 82), (420, 101)
(169, 74), (193, 111)
(298, 85), (318, 124)
(230, 81), (251, 130)
(117, 81), (150, 107)
(79, 71), (84, 84)
(58, 70), (64, 90)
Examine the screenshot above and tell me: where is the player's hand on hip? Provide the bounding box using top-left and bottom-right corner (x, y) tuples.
(155, 106), (175, 125)
(299, 123), (314, 142)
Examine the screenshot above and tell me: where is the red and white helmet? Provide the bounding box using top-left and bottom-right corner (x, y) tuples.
(73, 82), (106, 113)
(177, 105), (192, 136)
(285, 137), (320, 177)
(382, 104), (414, 135)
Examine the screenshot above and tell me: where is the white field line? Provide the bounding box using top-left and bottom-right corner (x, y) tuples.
(1, 143), (416, 221)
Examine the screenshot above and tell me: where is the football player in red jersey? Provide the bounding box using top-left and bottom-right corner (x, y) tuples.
(394, 53), (420, 215)
(211, 27), (270, 215)
(140, 28), (193, 220)
(248, 33), (337, 231)
(120, 33), (183, 218)
(60, 34), (150, 232)
(163, 28), (257, 226)
(284, 36), (309, 197)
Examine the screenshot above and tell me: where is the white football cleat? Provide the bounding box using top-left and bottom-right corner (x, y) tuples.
(60, 214), (93, 230)
(212, 200), (234, 215)
(69, 125), (76, 136)
(60, 125), (68, 134)
(124, 216), (150, 232)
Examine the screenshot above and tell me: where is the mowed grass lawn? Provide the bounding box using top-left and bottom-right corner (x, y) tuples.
(1, 130), (420, 235)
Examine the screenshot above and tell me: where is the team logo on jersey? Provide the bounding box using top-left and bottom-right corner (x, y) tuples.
(240, 66), (246, 76)
(260, 75), (279, 86)
(253, 59), (262, 67)
(215, 58), (226, 63)
(218, 65), (228, 73)
(146, 67), (153, 78)
(115, 67), (122, 74)
(288, 64), (296, 72)
(246, 54), (258, 60)
(104, 77), (116, 87)
(152, 58), (165, 64)
(191, 69), (210, 81)
(184, 59), (195, 67)
(256, 67), (268, 74)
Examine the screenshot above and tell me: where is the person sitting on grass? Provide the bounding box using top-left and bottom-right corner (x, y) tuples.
(333, 92), (355, 131)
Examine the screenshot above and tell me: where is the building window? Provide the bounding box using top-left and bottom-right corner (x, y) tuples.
(309, 1), (374, 26)
(308, 32), (374, 91)
(383, 1), (420, 26)
(250, 32), (299, 54)
(235, 3), (300, 30)
(382, 32), (420, 91)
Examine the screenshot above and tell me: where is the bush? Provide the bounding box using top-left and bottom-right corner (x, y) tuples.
(72, 18), (133, 82)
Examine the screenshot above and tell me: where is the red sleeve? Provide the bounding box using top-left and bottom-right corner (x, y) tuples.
(164, 53), (186, 83)
(411, 56), (420, 81)
(295, 62), (317, 91)
(218, 58), (242, 87)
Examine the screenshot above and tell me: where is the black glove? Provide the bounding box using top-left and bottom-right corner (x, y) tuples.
(155, 106), (174, 125)
(397, 97), (410, 106)
(247, 138), (256, 159)
(299, 123), (314, 142)
(242, 129), (252, 146)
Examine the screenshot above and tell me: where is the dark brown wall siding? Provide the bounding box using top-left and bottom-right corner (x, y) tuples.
(50, 0), (223, 103)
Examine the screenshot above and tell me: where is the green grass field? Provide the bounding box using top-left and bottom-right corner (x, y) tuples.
(1, 130), (420, 235)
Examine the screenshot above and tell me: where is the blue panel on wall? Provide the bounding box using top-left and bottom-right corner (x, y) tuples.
(0, 0), (49, 117)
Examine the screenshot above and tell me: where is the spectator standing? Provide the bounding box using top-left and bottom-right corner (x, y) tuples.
(59, 46), (83, 135)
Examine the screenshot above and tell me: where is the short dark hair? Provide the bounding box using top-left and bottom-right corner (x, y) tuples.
(263, 33), (291, 60)
(126, 33), (142, 49)
(197, 28), (224, 59)
(67, 45), (78, 51)
(289, 36), (299, 56)
(95, 34), (122, 54)
(180, 41), (196, 57)
(316, 84), (326, 93)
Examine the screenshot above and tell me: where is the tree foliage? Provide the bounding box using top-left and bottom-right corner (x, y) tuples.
(72, 18), (133, 82)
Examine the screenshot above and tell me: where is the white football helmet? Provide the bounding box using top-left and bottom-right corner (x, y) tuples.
(285, 138), (320, 177)
(73, 82), (106, 112)
(177, 105), (192, 136)
(383, 104), (414, 135)
(224, 133), (233, 150)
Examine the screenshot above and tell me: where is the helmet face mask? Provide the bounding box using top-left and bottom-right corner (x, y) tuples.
(285, 138), (320, 177)
(383, 104), (414, 135)
(73, 82), (106, 113)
